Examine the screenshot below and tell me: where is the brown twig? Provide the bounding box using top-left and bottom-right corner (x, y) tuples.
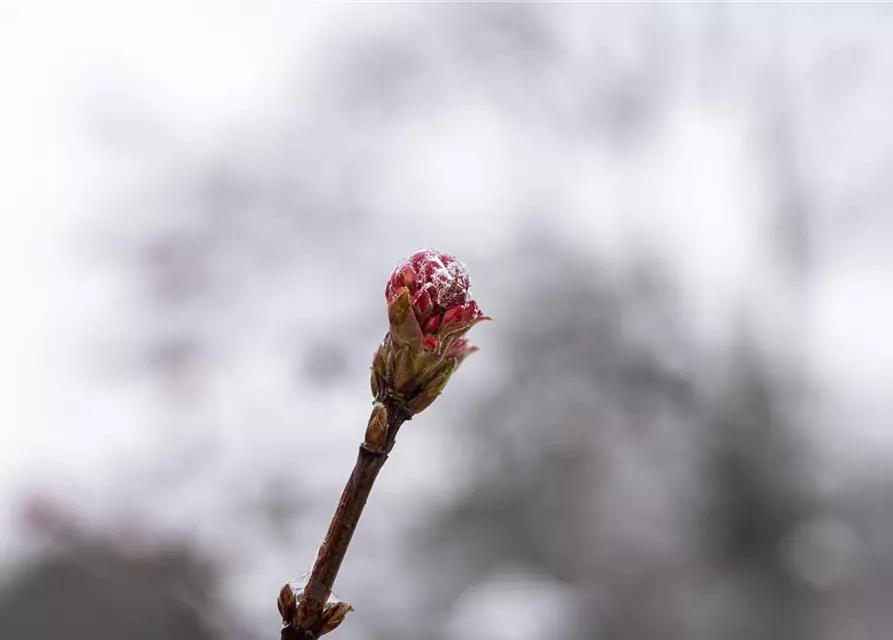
(279, 248), (487, 638)
(281, 397), (411, 640)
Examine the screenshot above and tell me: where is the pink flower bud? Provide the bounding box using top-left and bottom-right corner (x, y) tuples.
(377, 248), (490, 415)
(386, 249), (478, 323)
(412, 286), (434, 318)
(400, 264), (416, 288)
(462, 300), (483, 322)
(422, 313), (441, 334)
(441, 300), (483, 326)
(442, 305), (463, 326)
(411, 250), (438, 282)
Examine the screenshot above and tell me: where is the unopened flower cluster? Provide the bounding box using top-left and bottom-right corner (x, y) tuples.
(371, 249), (488, 415)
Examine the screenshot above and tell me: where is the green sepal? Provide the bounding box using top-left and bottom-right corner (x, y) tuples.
(387, 289), (423, 346)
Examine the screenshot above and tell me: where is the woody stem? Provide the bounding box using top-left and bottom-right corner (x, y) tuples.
(282, 398), (410, 640)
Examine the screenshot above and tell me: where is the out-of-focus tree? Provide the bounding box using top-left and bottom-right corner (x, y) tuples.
(383, 234), (825, 640)
(54, 4), (893, 639)
(0, 498), (237, 640)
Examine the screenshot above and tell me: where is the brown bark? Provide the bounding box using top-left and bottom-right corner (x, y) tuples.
(281, 398), (410, 640)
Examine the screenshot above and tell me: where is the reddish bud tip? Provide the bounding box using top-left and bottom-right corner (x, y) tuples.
(381, 249), (488, 411)
(462, 300), (483, 322)
(388, 285), (408, 304)
(442, 305), (463, 325)
(401, 265), (416, 288)
(412, 287), (434, 317)
(386, 249), (482, 324)
(422, 313), (441, 334)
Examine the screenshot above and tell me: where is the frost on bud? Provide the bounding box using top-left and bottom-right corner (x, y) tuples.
(373, 249), (489, 415)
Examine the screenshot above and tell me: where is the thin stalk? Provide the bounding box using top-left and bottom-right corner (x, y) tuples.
(282, 398), (410, 640)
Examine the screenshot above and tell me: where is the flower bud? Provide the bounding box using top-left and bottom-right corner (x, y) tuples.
(441, 305), (463, 326)
(373, 249), (489, 415)
(422, 314), (441, 334)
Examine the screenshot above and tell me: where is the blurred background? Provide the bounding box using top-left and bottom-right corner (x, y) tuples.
(2, 2), (893, 639)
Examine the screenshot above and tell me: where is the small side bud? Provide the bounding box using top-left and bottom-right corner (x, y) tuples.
(319, 601), (354, 636)
(277, 583), (298, 624)
(364, 402), (388, 449)
(370, 342), (388, 398)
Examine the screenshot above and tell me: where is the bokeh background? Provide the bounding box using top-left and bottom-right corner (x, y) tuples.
(3, 3), (893, 639)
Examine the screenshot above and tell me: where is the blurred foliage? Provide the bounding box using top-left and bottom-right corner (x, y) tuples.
(0, 537), (224, 640)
